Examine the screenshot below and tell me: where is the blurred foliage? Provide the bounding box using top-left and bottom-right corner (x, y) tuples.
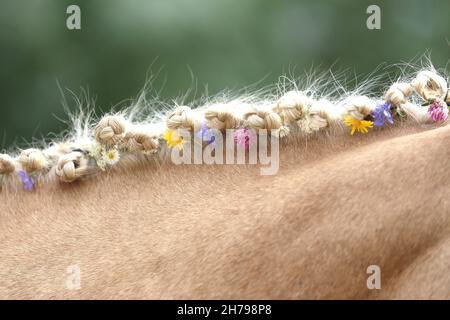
(0, 0), (449, 148)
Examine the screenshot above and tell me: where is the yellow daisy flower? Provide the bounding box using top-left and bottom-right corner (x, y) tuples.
(164, 129), (184, 149)
(343, 116), (373, 135)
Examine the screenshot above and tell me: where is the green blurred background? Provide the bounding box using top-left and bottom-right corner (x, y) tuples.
(0, 0), (449, 148)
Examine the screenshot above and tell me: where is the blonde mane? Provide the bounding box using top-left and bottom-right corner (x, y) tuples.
(0, 62), (449, 190)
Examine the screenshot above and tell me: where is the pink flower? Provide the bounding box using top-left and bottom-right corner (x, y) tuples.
(233, 128), (257, 149)
(428, 98), (448, 122)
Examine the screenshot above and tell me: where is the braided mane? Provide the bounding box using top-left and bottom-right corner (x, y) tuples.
(0, 63), (449, 190)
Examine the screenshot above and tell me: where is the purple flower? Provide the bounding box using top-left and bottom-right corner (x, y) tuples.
(234, 128), (257, 149)
(428, 98), (448, 123)
(373, 102), (394, 127)
(195, 123), (216, 145)
(18, 170), (34, 191)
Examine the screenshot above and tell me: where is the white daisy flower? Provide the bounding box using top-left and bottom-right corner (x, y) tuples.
(102, 148), (120, 166)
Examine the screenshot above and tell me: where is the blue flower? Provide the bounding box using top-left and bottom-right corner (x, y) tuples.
(18, 170), (34, 191)
(195, 123), (216, 145)
(373, 102), (394, 127)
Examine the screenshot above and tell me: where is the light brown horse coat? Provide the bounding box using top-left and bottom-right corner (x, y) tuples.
(0, 124), (449, 299)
